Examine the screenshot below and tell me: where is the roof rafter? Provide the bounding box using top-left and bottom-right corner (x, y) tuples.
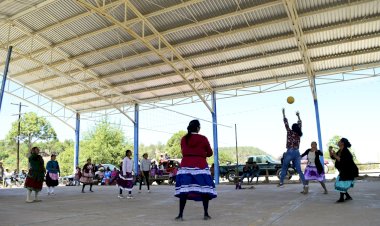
(0, 28), (136, 122)
(38, 17), (380, 96)
(283, 0), (316, 98)
(52, 28), (380, 100)
(62, 45), (380, 107)
(10, 0), (282, 79)
(1, 0), (208, 68)
(16, 1), (380, 85)
(75, 0), (215, 113)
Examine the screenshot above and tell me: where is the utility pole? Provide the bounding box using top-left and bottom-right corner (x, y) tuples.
(11, 102), (27, 173)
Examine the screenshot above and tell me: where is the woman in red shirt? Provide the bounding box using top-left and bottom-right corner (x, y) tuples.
(174, 120), (217, 221)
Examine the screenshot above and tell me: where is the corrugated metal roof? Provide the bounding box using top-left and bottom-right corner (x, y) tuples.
(1, 0), (380, 112)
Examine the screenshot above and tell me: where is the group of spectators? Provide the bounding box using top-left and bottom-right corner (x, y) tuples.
(0, 162), (27, 188)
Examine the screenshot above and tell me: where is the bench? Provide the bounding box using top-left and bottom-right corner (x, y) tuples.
(232, 169), (271, 184)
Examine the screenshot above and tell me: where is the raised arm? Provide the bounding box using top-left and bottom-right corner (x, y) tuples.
(283, 108), (290, 131)
(296, 111), (302, 129)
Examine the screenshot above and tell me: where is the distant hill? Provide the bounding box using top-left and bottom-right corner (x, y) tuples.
(218, 146), (271, 163)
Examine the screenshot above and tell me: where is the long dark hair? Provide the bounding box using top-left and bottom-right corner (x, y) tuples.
(340, 138), (352, 148)
(185, 120), (200, 144)
(292, 123), (303, 137)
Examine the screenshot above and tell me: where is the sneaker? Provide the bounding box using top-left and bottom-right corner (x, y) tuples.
(26, 200), (34, 203)
(127, 195), (135, 199)
(50, 192), (56, 196)
(302, 186), (309, 194)
(277, 183), (284, 188)
(148, 190), (151, 193)
(324, 190), (328, 194)
(345, 196), (352, 201)
(118, 194), (125, 199)
(138, 190), (141, 193)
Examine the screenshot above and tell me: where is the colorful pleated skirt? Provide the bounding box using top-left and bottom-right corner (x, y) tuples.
(304, 165), (325, 182)
(175, 167), (217, 201)
(117, 172), (133, 191)
(335, 176), (355, 192)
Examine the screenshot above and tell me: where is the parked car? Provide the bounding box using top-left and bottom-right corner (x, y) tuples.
(219, 155), (294, 182)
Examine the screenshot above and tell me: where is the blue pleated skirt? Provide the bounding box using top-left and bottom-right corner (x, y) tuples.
(175, 167), (217, 201)
(335, 176), (355, 192)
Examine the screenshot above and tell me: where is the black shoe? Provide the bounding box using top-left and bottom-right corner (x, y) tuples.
(175, 216), (183, 221)
(81, 191), (85, 193)
(90, 190), (94, 192)
(336, 199), (345, 203)
(345, 196), (353, 201)
(204, 215), (211, 220)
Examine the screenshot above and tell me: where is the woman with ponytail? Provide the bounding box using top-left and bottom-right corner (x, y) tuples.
(174, 120), (217, 221)
(278, 109), (308, 194)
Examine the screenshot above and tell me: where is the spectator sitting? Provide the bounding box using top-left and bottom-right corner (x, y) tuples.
(240, 162), (252, 184)
(96, 168), (105, 185)
(249, 162), (261, 184)
(109, 168), (118, 185)
(103, 167), (111, 185)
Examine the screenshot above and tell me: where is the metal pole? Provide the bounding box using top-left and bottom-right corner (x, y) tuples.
(312, 78), (325, 172)
(211, 92), (219, 184)
(134, 104), (139, 174)
(74, 113), (80, 172)
(16, 102), (21, 173)
(235, 124), (239, 178)
(0, 46), (13, 113)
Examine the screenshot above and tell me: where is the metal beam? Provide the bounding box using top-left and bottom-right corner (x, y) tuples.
(212, 91), (219, 185)
(133, 103), (139, 174)
(0, 42), (135, 123)
(0, 0), (58, 26)
(3, 78), (75, 130)
(52, 30), (380, 101)
(1, 0), (208, 67)
(65, 45), (380, 108)
(283, 0), (316, 98)
(75, 0), (214, 113)
(74, 113), (80, 172)
(0, 46), (12, 113)
(10, 0), (374, 79)
(24, 12), (380, 88)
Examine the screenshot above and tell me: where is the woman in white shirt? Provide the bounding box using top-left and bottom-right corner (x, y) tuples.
(116, 150), (134, 199)
(301, 141), (328, 194)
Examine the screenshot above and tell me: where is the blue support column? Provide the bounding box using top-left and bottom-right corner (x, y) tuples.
(211, 92), (219, 185)
(0, 46), (13, 113)
(74, 113), (80, 172)
(134, 104), (139, 174)
(312, 79), (325, 172)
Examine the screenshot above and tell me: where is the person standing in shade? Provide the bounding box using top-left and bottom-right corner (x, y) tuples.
(46, 154), (60, 195)
(139, 153), (151, 193)
(174, 119), (217, 221)
(301, 141), (328, 194)
(117, 150), (135, 199)
(278, 109), (308, 194)
(80, 158), (95, 193)
(24, 147), (45, 203)
(330, 138), (358, 203)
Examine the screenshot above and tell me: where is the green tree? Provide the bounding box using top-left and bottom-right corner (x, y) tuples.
(165, 131), (186, 158)
(325, 135), (358, 162)
(79, 120), (131, 167)
(6, 112), (57, 151)
(56, 141), (75, 176)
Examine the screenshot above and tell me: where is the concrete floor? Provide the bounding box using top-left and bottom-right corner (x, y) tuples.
(1, 179), (380, 226)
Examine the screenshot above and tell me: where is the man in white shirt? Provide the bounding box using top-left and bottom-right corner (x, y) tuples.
(139, 153), (151, 193)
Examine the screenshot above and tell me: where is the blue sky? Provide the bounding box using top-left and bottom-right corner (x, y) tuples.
(1, 71), (380, 163)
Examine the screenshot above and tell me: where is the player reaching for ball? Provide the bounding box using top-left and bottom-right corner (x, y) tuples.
(278, 108), (308, 194)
